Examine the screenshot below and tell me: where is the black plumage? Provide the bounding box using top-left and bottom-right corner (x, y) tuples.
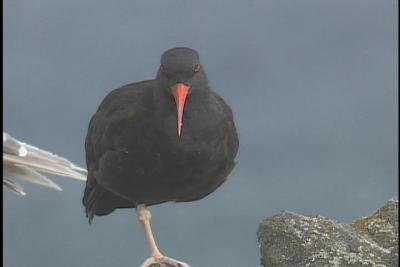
(83, 47), (239, 223)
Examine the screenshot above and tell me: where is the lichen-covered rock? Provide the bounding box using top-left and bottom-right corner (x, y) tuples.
(258, 198), (398, 267)
(352, 197), (398, 252)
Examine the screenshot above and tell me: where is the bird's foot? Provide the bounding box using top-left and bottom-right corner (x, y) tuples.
(139, 255), (191, 267)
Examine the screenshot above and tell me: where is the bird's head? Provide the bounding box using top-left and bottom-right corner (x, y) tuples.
(157, 47), (209, 137)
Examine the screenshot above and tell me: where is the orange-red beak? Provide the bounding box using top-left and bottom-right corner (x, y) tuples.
(171, 83), (190, 137)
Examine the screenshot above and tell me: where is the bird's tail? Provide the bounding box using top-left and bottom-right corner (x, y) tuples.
(83, 177), (135, 223)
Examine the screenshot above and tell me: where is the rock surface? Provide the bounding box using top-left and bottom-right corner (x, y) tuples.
(258, 197), (398, 267)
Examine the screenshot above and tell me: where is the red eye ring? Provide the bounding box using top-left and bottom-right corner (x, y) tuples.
(194, 64), (201, 73)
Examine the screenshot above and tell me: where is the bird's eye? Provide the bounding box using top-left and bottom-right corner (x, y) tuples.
(160, 66), (166, 73)
(194, 64), (201, 73)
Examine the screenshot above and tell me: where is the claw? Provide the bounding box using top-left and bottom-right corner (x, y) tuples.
(139, 256), (191, 267)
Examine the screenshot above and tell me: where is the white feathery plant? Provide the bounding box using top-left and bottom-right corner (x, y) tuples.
(3, 132), (87, 195)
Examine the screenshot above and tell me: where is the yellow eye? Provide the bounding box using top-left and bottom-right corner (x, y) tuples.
(194, 64), (201, 73)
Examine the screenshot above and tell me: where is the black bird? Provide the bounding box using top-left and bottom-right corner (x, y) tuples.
(83, 47), (239, 266)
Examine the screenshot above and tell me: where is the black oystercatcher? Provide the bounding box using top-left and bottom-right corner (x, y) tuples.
(83, 47), (239, 266)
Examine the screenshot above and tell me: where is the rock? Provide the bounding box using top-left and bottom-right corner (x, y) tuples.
(257, 198), (398, 267)
(352, 197), (398, 252)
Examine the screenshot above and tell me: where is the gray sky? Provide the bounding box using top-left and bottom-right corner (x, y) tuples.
(4, 1), (398, 267)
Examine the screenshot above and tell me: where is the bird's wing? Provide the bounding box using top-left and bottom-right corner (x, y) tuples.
(212, 92), (239, 156)
(83, 83), (150, 219)
(84, 81), (152, 167)
(3, 153), (86, 181)
(3, 162), (62, 191)
(3, 178), (26, 196)
(3, 132), (87, 195)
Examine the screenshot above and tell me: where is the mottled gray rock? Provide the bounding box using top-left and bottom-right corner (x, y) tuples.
(352, 197), (398, 253)
(258, 198), (398, 267)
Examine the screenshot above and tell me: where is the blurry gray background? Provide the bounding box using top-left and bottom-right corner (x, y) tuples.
(3, 1), (398, 267)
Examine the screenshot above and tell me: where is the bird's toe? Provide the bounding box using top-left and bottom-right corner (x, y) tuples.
(139, 256), (190, 267)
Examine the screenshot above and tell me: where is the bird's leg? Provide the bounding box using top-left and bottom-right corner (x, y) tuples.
(137, 204), (163, 258)
(136, 204), (191, 267)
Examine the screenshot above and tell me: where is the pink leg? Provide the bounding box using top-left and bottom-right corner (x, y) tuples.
(137, 204), (191, 267)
